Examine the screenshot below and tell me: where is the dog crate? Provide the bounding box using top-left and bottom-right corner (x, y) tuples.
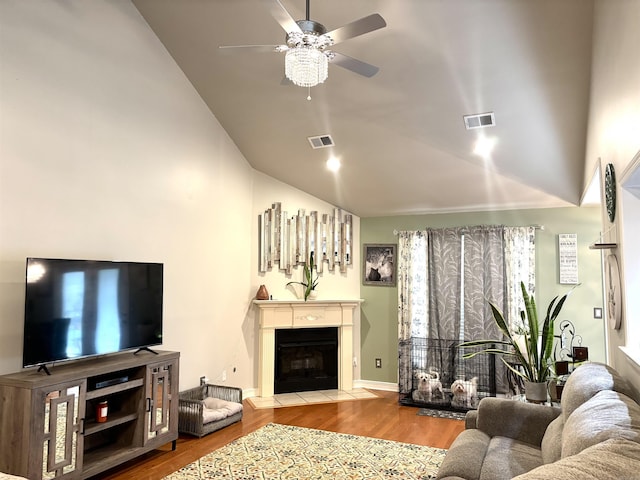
(399, 337), (499, 411)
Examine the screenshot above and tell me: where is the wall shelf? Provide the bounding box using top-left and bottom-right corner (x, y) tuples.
(589, 242), (617, 249)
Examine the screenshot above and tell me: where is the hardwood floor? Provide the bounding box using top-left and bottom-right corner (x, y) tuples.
(94, 390), (465, 480)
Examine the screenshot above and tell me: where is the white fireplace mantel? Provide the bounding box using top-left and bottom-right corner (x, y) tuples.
(253, 300), (362, 397)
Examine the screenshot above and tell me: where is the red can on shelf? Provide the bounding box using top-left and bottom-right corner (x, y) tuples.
(96, 400), (108, 423)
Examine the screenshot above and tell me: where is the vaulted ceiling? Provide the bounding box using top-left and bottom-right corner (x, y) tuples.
(133, 0), (594, 217)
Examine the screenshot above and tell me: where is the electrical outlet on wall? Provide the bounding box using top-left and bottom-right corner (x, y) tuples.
(375, 358), (382, 368)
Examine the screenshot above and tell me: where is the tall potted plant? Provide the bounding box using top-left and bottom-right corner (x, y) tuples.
(286, 251), (319, 301)
(460, 282), (573, 402)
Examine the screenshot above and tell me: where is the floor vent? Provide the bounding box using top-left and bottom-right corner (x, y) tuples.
(463, 112), (495, 130)
(308, 134), (335, 149)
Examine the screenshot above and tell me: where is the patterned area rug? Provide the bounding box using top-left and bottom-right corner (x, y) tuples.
(164, 423), (447, 479)
(417, 408), (467, 420)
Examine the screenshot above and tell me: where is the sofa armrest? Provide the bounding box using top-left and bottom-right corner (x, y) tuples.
(475, 397), (561, 446)
(464, 409), (478, 429)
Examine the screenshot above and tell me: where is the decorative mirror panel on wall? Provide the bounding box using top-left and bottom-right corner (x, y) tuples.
(259, 202), (352, 274)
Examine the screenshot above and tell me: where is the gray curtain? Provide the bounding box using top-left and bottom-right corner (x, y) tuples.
(460, 225), (506, 342)
(425, 228), (463, 340)
(422, 226), (507, 342)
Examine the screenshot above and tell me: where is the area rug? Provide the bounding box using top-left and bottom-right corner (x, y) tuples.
(417, 408), (467, 421)
(163, 423), (447, 479)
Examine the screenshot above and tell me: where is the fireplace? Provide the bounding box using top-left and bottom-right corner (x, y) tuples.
(275, 327), (338, 394)
(254, 300), (359, 397)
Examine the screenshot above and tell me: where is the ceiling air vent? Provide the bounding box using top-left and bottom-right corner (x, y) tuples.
(308, 134), (335, 149)
(463, 112), (495, 130)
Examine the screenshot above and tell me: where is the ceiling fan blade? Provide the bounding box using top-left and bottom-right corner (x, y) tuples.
(329, 52), (379, 78)
(268, 0), (303, 34)
(325, 13), (386, 45)
(219, 45), (286, 54)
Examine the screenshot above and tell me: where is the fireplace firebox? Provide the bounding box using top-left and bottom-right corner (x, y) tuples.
(274, 327), (338, 394)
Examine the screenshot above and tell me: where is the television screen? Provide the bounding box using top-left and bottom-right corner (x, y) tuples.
(23, 258), (163, 367)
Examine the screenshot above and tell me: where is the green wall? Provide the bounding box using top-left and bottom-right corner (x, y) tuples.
(360, 206), (604, 384)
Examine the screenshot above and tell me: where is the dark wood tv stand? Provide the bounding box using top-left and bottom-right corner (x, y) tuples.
(0, 350), (179, 479)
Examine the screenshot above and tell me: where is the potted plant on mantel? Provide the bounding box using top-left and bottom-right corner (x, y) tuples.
(286, 251), (319, 301)
(460, 282), (574, 403)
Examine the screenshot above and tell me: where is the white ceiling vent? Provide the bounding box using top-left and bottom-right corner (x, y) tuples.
(463, 112), (495, 130)
(308, 134), (335, 149)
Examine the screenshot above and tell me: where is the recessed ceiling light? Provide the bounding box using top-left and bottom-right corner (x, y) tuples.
(326, 157), (341, 172)
(473, 136), (497, 158)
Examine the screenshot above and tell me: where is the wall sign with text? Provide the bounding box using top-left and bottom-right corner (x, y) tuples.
(558, 233), (578, 284)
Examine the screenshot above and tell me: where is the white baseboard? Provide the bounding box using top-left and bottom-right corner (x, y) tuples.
(243, 387), (258, 399)
(354, 379), (398, 392)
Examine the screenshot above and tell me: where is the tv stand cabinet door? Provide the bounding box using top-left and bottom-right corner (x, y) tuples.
(144, 359), (178, 446)
(36, 380), (86, 480)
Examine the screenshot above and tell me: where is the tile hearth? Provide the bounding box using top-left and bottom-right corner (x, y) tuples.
(248, 388), (379, 409)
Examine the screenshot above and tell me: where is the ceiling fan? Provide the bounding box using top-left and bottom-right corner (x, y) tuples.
(219, 0), (387, 89)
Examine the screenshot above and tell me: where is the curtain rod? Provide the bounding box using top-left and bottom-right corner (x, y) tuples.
(393, 225), (544, 235)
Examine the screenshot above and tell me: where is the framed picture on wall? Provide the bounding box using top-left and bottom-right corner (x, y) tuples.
(363, 244), (396, 286)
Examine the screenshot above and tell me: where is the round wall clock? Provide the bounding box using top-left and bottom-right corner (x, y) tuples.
(604, 163), (617, 223)
(606, 253), (622, 330)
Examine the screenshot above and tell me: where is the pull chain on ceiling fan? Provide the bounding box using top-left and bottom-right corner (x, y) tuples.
(219, 0), (386, 89)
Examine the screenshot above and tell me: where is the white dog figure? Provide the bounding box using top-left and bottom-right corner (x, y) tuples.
(450, 377), (478, 408)
(412, 368), (444, 403)
(427, 368), (445, 400)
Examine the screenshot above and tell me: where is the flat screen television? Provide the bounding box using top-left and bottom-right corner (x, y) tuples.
(23, 257), (163, 368)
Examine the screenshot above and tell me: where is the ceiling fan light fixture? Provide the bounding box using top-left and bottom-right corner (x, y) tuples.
(285, 46), (328, 87)
(221, 3), (385, 88)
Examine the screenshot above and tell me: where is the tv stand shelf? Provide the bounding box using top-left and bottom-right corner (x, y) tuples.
(84, 411), (139, 435)
(85, 377), (145, 400)
(0, 350), (179, 479)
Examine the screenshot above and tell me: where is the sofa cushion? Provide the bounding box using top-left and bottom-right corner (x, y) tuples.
(475, 397), (560, 446)
(201, 396), (243, 424)
(562, 390), (640, 457)
(561, 362), (638, 420)
(540, 415), (564, 464)
(479, 437), (543, 480)
(512, 438), (640, 480)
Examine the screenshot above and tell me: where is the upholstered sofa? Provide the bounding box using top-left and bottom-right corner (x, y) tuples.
(436, 362), (640, 479)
